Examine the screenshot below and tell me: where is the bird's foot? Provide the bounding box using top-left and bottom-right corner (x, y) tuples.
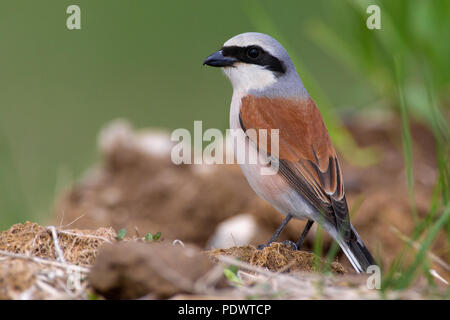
(258, 240), (299, 250)
(281, 240), (298, 251)
(257, 243), (271, 250)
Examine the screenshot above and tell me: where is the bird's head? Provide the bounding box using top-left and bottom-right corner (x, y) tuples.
(203, 32), (306, 97)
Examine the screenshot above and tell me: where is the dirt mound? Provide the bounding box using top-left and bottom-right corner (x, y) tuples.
(51, 118), (446, 274)
(208, 242), (345, 274)
(89, 242), (219, 299)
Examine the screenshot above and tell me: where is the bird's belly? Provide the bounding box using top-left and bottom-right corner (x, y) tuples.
(237, 144), (316, 220)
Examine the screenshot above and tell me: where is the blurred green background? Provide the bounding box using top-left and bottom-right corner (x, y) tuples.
(0, 0), (449, 230)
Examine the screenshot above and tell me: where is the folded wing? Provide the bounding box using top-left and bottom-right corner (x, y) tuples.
(239, 95), (352, 240)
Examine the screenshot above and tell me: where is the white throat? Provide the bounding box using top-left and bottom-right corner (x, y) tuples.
(222, 63), (277, 94)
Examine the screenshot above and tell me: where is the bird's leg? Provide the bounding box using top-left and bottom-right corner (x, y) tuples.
(257, 214), (293, 250)
(295, 220), (314, 250)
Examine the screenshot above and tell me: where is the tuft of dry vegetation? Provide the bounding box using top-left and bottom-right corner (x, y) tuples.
(0, 222), (115, 265)
(208, 243), (345, 274)
(0, 222), (114, 299)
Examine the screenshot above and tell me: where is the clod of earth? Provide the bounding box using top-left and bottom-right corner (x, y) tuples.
(89, 242), (218, 299)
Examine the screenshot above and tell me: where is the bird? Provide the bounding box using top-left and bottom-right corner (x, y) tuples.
(203, 32), (376, 273)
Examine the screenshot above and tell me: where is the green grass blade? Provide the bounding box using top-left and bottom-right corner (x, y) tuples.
(393, 205), (450, 289)
(394, 57), (418, 223)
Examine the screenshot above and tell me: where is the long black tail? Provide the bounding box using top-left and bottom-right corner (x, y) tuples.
(338, 226), (377, 273)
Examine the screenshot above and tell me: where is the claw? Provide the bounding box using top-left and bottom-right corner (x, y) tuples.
(281, 240), (298, 250)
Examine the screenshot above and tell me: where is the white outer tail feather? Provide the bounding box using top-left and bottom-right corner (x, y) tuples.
(323, 221), (373, 274)
(338, 240), (364, 274)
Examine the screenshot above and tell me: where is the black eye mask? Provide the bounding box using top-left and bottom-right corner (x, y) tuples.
(221, 45), (286, 74)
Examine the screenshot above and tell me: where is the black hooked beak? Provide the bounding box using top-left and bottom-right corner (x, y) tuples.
(203, 50), (237, 67)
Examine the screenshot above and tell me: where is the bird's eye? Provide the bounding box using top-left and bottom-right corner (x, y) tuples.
(247, 47), (260, 59)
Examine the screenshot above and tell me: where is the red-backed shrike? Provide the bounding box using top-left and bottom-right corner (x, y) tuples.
(204, 32), (376, 273)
